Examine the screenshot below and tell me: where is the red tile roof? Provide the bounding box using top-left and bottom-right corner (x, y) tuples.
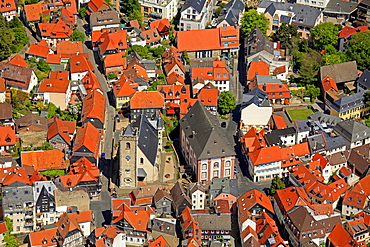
(130, 91), (165, 109)
(343, 190), (367, 209)
(81, 71), (102, 93)
(38, 19), (73, 39)
(56, 212), (81, 241)
(112, 74), (137, 98)
(176, 26), (239, 52)
(191, 59), (229, 81)
(197, 84), (219, 107)
(38, 77), (70, 93)
(88, 0), (109, 12)
(274, 187), (312, 215)
(0, 78), (5, 92)
(113, 203), (151, 231)
(248, 145), (281, 166)
(238, 189), (274, 224)
(21, 149), (68, 171)
(142, 28), (161, 44)
(129, 19), (140, 28)
(72, 122), (101, 158)
(28, 228), (58, 246)
(321, 75), (338, 92)
(166, 72), (185, 85)
(57, 41), (83, 55)
(81, 90), (106, 127)
(1, 166), (31, 185)
(271, 114), (287, 129)
(327, 223), (361, 247)
(149, 19), (170, 35)
(352, 175), (370, 195)
(247, 61), (270, 81)
(258, 83), (291, 99)
(59, 170), (98, 187)
(99, 30), (128, 56)
(240, 127), (267, 154)
(68, 210), (93, 223)
(23, 3), (44, 22)
(69, 55), (94, 74)
(180, 207), (202, 244)
(146, 236), (170, 247)
(28, 43), (50, 59)
(339, 26), (369, 39)
(0, 126), (16, 146)
(104, 52), (127, 68)
(46, 54), (62, 64)
(8, 55), (28, 67)
(273, 65), (286, 76)
(47, 116), (74, 145)
(0, 0), (16, 13)
(157, 84), (190, 102)
(0, 222), (7, 234)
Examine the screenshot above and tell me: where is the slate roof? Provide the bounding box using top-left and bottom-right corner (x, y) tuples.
(241, 88), (269, 107)
(262, 0), (322, 28)
(265, 127), (296, 146)
(179, 101), (235, 160)
(329, 92), (365, 114)
(310, 112), (341, 127)
(216, 0), (245, 26)
(170, 181), (191, 210)
(181, 0), (206, 13)
(334, 119), (370, 143)
(324, 0), (358, 15)
(137, 114), (159, 166)
(209, 177), (238, 198)
(90, 10), (119, 27)
(319, 61), (358, 84)
(357, 69), (370, 90)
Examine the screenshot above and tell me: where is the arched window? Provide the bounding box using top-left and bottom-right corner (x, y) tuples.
(126, 142), (130, 150)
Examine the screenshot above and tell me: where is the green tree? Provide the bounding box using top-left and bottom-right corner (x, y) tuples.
(37, 59), (51, 73)
(218, 91), (236, 115)
(70, 30), (85, 42)
(147, 80), (165, 91)
(215, 3), (226, 17)
(274, 23), (301, 49)
(8, 17), (23, 29)
(297, 49), (323, 84)
(152, 45), (166, 58)
(0, 15), (14, 61)
(270, 176), (285, 194)
(304, 84), (320, 103)
(121, 0), (142, 24)
(182, 50), (190, 65)
(310, 22), (340, 50)
(347, 30), (370, 70)
(47, 102), (58, 119)
(240, 9), (269, 37)
(4, 217), (17, 247)
(40, 169), (65, 177)
(78, 7), (87, 18)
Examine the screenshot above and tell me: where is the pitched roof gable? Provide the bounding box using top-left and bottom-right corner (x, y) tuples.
(72, 122), (101, 157)
(81, 90), (106, 126)
(131, 91), (165, 109)
(21, 149), (68, 171)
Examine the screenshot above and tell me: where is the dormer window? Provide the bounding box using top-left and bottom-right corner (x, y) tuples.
(119, 42), (123, 46)
(146, 35), (150, 40)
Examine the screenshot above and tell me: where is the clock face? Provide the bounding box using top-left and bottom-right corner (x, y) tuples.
(126, 155), (131, 160)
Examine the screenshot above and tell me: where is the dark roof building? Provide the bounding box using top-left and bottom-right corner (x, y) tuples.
(333, 119), (370, 149)
(214, 0), (245, 27)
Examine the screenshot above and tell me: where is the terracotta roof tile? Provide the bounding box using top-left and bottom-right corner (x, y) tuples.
(321, 75), (338, 92)
(21, 149), (68, 171)
(0, 78), (5, 92)
(104, 52), (127, 68)
(1, 166), (31, 185)
(327, 223), (361, 247)
(142, 28), (161, 44)
(8, 55), (28, 67)
(113, 204), (151, 231)
(130, 91), (165, 109)
(23, 2), (44, 22)
(28, 43), (50, 59)
(98, 30), (128, 56)
(247, 61), (270, 81)
(0, 126), (16, 146)
(0, 222), (7, 234)
(81, 71), (102, 94)
(166, 72), (185, 85)
(68, 210), (93, 223)
(197, 84), (219, 107)
(146, 236), (170, 247)
(38, 19), (73, 39)
(28, 228), (58, 246)
(69, 54), (94, 74)
(57, 41), (83, 55)
(112, 74), (137, 98)
(273, 65), (286, 75)
(0, 0), (16, 13)
(72, 122), (101, 159)
(339, 26), (369, 39)
(81, 90), (106, 127)
(55, 212), (81, 240)
(47, 116), (74, 145)
(271, 114), (287, 129)
(38, 77), (70, 93)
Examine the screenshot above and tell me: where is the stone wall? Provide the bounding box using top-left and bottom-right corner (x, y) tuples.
(54, 190), (90, 211)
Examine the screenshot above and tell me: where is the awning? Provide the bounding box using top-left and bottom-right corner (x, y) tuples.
(137, 168), (147, 178)
(345, 81), (355, 91)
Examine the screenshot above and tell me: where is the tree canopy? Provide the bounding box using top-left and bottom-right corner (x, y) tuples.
(346, 30), (370, 70)
(270, 176), (285, 194)
(274, 24), (301, 49)
(296, 49), (323, 84)
(121, 0), (143, 24)
(70, 30), (85, 42)
(0, 16), (29, 61)
(218, 91), (236, 115)
(310, 22), (340, 50)
(240, 10), (269, 37)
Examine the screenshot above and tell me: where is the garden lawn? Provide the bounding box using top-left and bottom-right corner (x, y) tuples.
(287, 108), (314, 121)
